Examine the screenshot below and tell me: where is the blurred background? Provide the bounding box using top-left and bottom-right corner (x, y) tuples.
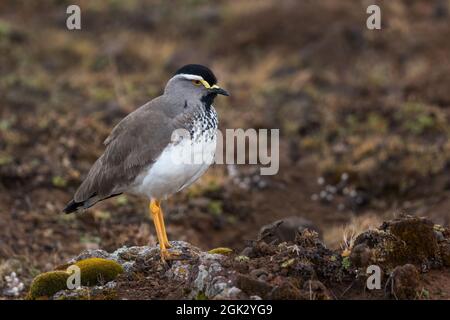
(1, 0), (450, 297)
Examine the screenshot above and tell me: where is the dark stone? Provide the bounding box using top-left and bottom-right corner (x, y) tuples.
(269, 281), (303, 300)
(439, 241), (450, 267)
(259, 216), (321, 245)
(382, 215), (439, 263)
(388, 264), (420, 300)
(349, 243), (372, 268)
(301, 280), (331, 300)
(240, 247), (254, 258)
(236, 274), (273, 298)
(249, 268), (269, 280)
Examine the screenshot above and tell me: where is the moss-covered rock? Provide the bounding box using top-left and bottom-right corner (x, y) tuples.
(74, 258), (123, 286)
(353, 229), (406, 270)
(353, 215), (441, 270)
(28, 271), (69, 299)
(381, 216), (439, 264)
(28, 258), (124, 299)
(208, 247), (233, 255)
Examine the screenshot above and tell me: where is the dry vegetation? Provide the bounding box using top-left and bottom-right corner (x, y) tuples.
(1, 0), (450, 299)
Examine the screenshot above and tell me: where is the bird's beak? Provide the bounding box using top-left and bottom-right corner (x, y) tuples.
(209, 84), (229, 96)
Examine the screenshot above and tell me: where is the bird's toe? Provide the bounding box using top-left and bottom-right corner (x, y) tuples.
(160, 248), (188, 261)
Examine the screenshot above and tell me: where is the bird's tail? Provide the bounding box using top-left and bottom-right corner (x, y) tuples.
(63, 193), (122, 214)
(63, 199), (89, 214)
(63, 193), (99, 213)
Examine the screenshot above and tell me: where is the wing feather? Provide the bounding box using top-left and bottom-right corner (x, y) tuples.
(72, 98), (175, 203)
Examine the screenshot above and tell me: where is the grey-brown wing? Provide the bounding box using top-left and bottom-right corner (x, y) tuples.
(71, 99), (174, 207)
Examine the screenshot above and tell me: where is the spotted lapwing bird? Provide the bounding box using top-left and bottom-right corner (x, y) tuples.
(63, 64), (229, 260)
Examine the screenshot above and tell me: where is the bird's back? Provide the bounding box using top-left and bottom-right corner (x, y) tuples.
(64, 96), (176, 213)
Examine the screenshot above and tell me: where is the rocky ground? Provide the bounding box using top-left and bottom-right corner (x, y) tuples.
(22, 215), (450, 300)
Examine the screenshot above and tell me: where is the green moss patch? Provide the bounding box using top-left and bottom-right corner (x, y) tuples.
(28, 271), (69, 299)
(208, 247), (233, 255)
(75, 258), (123, 286)
(28, 258), (123, 299)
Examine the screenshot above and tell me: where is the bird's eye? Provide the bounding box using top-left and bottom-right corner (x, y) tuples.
(192, 80), (202, 86)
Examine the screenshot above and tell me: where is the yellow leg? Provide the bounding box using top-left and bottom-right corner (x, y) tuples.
(150, 200), (166, 259)
(156, 201), (171, 248)
(150, 199), (177, 261)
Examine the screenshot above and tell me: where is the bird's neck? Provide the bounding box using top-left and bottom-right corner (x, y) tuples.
(200, 93), (217, 110)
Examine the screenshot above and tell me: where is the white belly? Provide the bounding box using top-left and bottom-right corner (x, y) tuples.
(131, 136), (216, 200)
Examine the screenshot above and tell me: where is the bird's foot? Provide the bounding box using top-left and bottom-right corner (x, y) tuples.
(160, 248), (184, 262)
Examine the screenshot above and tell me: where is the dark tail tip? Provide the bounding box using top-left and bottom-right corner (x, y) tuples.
(63, 199), (83, 214)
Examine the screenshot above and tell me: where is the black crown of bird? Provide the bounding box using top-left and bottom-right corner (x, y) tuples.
(63, 64), (229, 261)
(175, 64), (217, 86)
